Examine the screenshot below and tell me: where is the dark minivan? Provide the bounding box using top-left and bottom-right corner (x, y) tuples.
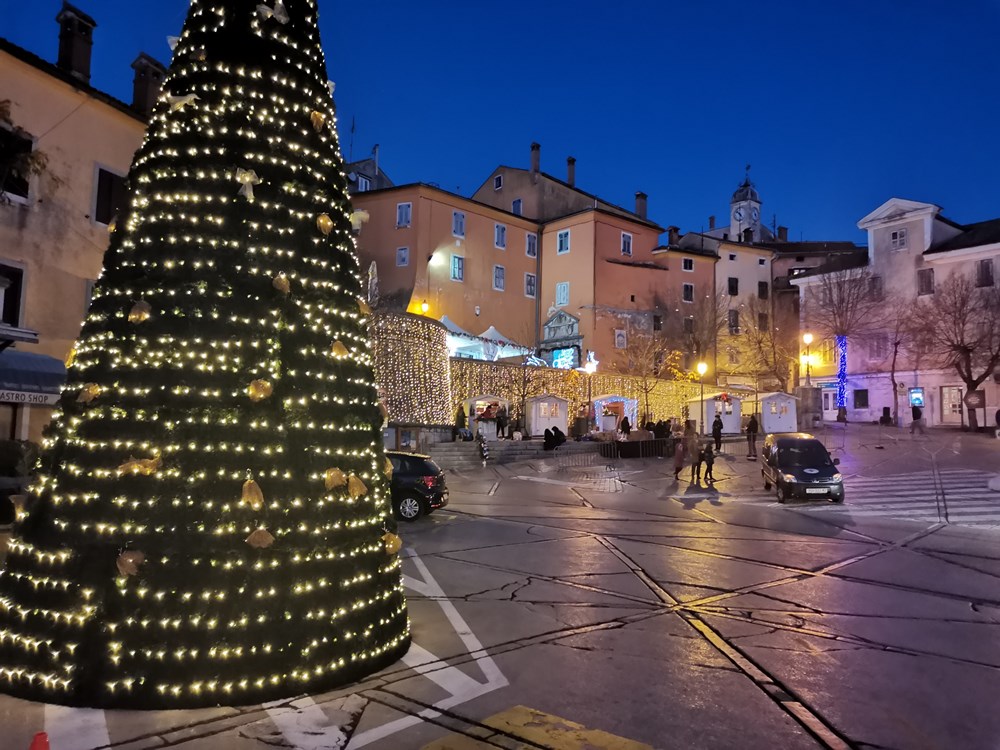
(386, 450), (449, 521)
(761, 433), (844, 503)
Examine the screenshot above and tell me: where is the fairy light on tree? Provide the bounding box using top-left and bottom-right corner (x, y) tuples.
(0, 0), (408, 708)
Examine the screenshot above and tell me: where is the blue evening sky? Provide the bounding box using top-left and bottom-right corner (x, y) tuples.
(5, 0), (1000, 242)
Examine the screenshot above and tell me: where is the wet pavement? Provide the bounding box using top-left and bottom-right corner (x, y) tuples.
(1, 424), (999, 749)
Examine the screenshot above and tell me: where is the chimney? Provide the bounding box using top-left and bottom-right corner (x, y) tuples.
(56, 2), (97, 84)
(635, 191), (648, 220)
(743, 227), (753, 243)
(566, 156), (576, 187)
(530, 142), (541, 174)
(708, 215), (716, 230)
(667, 226), (680, 245)
(777, 225), (788, 242)
(131, 54), (167, 118)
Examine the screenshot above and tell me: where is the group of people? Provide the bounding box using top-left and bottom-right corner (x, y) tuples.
(543, 426), (567, 451)
(670, 413), (762, 484)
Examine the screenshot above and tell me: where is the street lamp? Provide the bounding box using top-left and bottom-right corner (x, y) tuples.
(803, 332), (814, 387)
(696, 361), (708, 435)
(584, 352), (598, 432)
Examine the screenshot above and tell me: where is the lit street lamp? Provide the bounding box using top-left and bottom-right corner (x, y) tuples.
(584, 352), (598, 432)
(696, 361), (708, 435)
(803, 332), (814, 387)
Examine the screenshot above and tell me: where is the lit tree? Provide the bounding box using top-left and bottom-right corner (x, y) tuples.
(911, 272), (1000, 430)
(0, 0), (408, 709)
(662, 286), (728, 371)
(729, 295), (796, 392)
(613, 321), (692, 423)
(804, 266), (884, 416)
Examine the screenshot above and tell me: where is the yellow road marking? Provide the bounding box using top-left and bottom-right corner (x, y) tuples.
(421, 705), (653, 749)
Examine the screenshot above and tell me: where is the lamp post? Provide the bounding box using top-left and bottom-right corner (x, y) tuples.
(584, 352), (598, 432)
(803, 332), (814, 387)
(696, 361), (708, 435)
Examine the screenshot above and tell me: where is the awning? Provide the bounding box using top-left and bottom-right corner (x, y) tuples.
(0, 350), (66, 394)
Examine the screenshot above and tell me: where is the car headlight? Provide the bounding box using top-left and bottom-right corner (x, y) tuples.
(831, 473), (843, 483)
(782, 473), (796, 483)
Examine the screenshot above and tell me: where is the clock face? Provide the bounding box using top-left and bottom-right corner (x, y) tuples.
(733, 207), (745, 222)
(751, 207), (759, 222)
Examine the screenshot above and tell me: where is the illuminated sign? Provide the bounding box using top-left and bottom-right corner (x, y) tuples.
(552, 348), (576, 369)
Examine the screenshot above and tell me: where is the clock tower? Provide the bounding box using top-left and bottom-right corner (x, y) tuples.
(730, 166), (762, 241)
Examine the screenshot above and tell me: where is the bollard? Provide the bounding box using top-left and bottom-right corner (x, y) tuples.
(29, 733), (50, 750)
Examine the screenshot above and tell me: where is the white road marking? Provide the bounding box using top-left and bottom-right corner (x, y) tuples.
(262, 695), (365, 750)
(44, 704), (110, 750)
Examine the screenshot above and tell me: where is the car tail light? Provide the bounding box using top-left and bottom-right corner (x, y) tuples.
(420, 476), (437, 489)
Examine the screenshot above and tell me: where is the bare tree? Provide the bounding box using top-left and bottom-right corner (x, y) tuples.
(612, 322), (691, 423)
(658, 286), (729, 371)
(730, 295), (796, 392)
(911, 272), (1000, 430)
(872, 293), (921, 426)
(0, 100), (49, 204)
(803, 266), (885, 414)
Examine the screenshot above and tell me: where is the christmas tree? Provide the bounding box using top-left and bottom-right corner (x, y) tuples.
(0, 0), (409, 708)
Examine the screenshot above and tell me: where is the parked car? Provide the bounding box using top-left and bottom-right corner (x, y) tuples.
(761, 433), (844, 503)
(386, 450), (449, 521)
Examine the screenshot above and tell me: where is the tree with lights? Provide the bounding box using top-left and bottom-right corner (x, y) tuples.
(0, 0), (408, 709)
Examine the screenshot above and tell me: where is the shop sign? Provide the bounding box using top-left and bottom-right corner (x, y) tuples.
(0, 390), (60, 406)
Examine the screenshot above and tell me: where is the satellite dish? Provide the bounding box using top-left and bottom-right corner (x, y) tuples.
(348, 172), (357, 181)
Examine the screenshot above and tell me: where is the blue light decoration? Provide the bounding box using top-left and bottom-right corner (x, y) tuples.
(836, 335), (848, 408)
(553, 348), (576, 370)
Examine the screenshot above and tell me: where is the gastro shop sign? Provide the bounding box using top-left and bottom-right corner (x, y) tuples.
(0, 390), (60, 406)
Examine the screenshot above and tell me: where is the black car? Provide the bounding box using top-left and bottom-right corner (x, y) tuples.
(386, 450), (449, 521)
(761, 432), (844, 503)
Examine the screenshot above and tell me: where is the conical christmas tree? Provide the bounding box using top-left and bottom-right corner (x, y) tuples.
(0, 0), (409, 709)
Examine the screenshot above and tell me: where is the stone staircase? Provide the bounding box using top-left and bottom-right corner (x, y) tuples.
(428, 439), (601, 471)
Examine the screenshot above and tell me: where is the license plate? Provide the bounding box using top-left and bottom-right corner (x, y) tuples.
(805, 488), (828, 495)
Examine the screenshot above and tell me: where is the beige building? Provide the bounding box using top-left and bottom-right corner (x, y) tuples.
(0, 3), (160, 442)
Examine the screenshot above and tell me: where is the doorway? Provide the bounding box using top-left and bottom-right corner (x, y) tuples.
(821, 390), (838, 421)
(940, 386), (963, 425)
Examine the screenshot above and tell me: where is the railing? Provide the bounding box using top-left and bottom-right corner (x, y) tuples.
(597, 438), (674, 460)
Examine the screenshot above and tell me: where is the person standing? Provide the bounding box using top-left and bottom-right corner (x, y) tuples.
(672, 436), (686, 480)
(746, 414), (759, 459)
(496, 405), (508, 440)
(711, 414), (723, 452)
(691, 441), (704, 484)
(620, 416), (632, 438)
(703, 444), (716, 483)
(910, 404), (925, 435)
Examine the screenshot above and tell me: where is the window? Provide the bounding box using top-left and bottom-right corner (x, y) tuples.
(917, 268), (935, 295)
(0, 127), (32, 200)
(555, 282), (569, 307)
(682, 258), (694, 272)
(728, 277), (739, 296)
(493, 265), (505, 291)
(653, 314), (663, 332)
(682, 283), (694, 303)
(758, 281), (769, 300)
(683, 316), (694, 334)
(0, 264), (24, 326)
(976, 259), (994, 288)
(452, 211), (465, 238)
(557, 230), (571, 254)
(494, 223), (507, 249)
(524, 273), (536, 298)
(820, 339), (835, 364)
(356, 174), (371, 192)
(525, 232), (538, 258)
(396, 202), (412, 228)
(758, 258), (767, 266)
(614, 329), (627, 349)
(869, 275), (884, 300)
(621, 232), (633, 257)
(890, 228), (907, 250)
(758, 312), (768, 330)
(729, 253), (737, 261)
(94, 168), (126, 226)
(395, 247), (409, 267)
(511, 199), (522, 216)
(728, 309), (740, 334)
(494, 174), (503, 190)
(853, 389), (869, 409)
(868, 333), (888, 360)
(450, 254), (464, 282)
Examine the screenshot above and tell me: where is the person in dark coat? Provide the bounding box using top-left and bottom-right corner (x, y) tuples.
(543, 428), (556, 451)
(620, 416), (631, 437)
(746, 415), (759, 459)
(711, 414), (723, 451)
(703, 444), (716, 482)
(691, 441), (704, 484)
(552, 426), (567, 446)
(910, 404), (925, 435)
(496, 406), (508, 440)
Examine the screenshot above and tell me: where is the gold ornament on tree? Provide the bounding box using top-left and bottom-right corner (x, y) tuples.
(117, 454), (162, 476)
(348, 474), (368, 499)
(382, 532), (402, 556)
(9, 495), (26, 521)
(330, 341), (350, 358)
(310, 111), (326, 132)
(384, 457), (393, 478)
(65, 346), (77, 369)
(324, 468), (347, 490)
(241, 479), (265, 511)
(248, 379), (273, 402)
(316, 214), (334, 235)
(246, 527), (275, 549)
(357, 298), (372, 316)
(77, 383), (102, 404)
(273, 273), (291, 296)
(116, 551), (146, 577)
(257, 0), (289, 24)
(236, 168), (262, 202)
(128, 301), (152, 324)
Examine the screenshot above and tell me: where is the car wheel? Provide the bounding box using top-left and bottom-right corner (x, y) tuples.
(396, 495), (423, 522)
(832, 495), (845, 504)
(776, 483), (788, 504)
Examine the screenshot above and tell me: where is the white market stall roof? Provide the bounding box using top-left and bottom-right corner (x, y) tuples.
(440, 316), (530, 361)
(749, 392), (799, 401)
(686, 391), (744, 403)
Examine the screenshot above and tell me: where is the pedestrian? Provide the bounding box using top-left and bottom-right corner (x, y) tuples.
(672, 436), (686, 480)
(703, 443), (716, 482)
(746, 414), (759, 459)
(910, 404), (925, 435)
(496, 406), (508, 440)
(620, 416), (631, 438)
(543, 428), (556, 451)
(711, 414), (723, 452)
(552, 426), (567, 446)
(691, 441), (704, 483)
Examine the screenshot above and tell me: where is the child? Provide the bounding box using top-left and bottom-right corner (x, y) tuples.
(691, 442), (704, 484)
(703, 444), (716, 482)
